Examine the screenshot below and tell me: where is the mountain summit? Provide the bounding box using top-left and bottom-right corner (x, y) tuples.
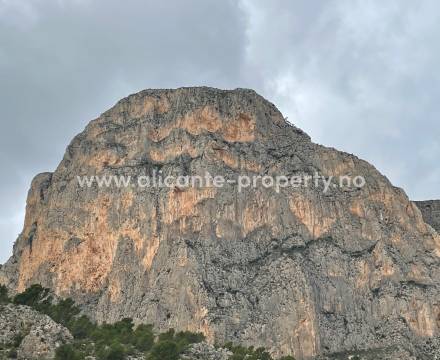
(1, 87), (439, 359)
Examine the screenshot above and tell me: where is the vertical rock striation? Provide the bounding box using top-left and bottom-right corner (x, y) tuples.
(1, 88), (439, 359)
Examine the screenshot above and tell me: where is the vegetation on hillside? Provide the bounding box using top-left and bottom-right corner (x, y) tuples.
(0, 284), (296, 360)
(0, 284), (10, 304)
(224, 343), (295, 360)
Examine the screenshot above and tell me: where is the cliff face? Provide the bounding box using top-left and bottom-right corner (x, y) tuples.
(1, 88), (439, 359)
(414, 200), (440, 233)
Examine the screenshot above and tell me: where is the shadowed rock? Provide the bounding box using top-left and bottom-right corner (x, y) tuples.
(414, 200), (440, 233)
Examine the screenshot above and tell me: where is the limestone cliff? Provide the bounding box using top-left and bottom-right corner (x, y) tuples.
(1, 88), (439, 359)
(414, 200), (440, 233)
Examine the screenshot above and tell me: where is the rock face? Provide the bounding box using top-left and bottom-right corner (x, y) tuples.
(180, 343), (232, 360)
(1, 87), (440, 359)
(414, 200), (440, 233)
(0, 303), (72, 359)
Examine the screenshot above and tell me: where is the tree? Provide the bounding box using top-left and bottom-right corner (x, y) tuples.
(226, 343), (275, 360)
(105, 342), (126, 360)
(133, 324), (154, 352)
(47, 298), (80, 326)
(148, 340), (179, 360)
(0, 284), (9, 304)
(158, 328), (175, 342)
(13, 284), (49, 309)
(174, 330), (205, 346)
(69, 315), (96, 339)
(55, 344), (82, 360)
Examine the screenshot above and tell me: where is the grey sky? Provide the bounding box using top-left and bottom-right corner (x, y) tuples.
(0, 0), (439, 263)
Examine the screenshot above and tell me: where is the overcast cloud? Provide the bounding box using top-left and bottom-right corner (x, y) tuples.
(0, 0), (439, 263)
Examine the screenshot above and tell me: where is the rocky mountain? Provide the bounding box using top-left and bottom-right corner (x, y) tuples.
(0, 303), (72, 359)
(1, 87), (439, 359)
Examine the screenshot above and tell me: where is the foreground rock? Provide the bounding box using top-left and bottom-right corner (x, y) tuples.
(0, 303), (72, 359)
(180, 343), (232, 360)
(314, 347), (416, 360)
(1, 87), (439, 359)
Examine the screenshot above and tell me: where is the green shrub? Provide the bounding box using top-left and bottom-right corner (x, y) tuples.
(225, 343), (273, 360)
(10, 333), (24, 348)
(55, 344), (82, 360)
(91, 318), (134, 347)
(150, 327), (205, 357)
(13, 284), (49, 308)
(174, 330), (205, 346)
(13, 285), (82, 332)
(47, 298), (80, 326)
(158, 328), (175, 342)
(96, 342), (126, 360)
(148, 340), (179, 360)
(0, 284), (10, 304)
(7, 348), (18, 358)
(69, 315), (96, 339)
(133, 324), (154, 352)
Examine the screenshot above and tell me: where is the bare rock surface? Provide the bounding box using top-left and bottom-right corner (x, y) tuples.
(180, 343), (232, 360)
(0, 303), (72, 359)
(414, 200), (440, 233)
(1, 87), (439, 359)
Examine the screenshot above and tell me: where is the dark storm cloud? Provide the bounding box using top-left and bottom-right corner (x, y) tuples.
(0, 0), (439, 262)
(0, 0), (248, 261)
(240, 0), (440, 200)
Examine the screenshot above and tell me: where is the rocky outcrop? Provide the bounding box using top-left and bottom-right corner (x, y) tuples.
(1, 87), (439, 359)
(414, 200), (440, 233)
(0, 303), (72, 359)
(180, 343), (232, 360)
(314, 346), (416, 360)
